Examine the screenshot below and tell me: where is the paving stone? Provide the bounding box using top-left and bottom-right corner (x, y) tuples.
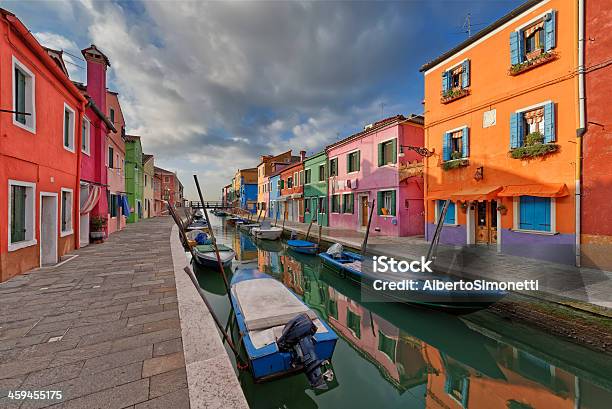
(21, 361), (84, 389)
(81, 345), (152, 374)
(143, 318), (181, 333)
(0, 355), (53, 380)
(51, 378), (149, 409)
(153, 338), (183, 357)
(135, 388), (189, 409)
(142, 351), (185, 377)
(120, 305), (164, 319)
(110, 328), (181, 353)
(148, 367), (188, 399)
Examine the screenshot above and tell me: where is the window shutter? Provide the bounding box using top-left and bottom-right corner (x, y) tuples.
(346, 154), (350, 173)
(391, 139), (397, 164)
(391, 190), (396, 216)
(350, 193), (354, 214)
(510, 113), (523, 148)
(543, 102), (555, 143)
(442, 132), (451, 161)
(64, 110), (70, 146)
(442, 71), (448, 93)
(377, 191), (383, 215)
(462, 127), (469, 158)
(544, 11), (556, 51)
(356, 151), (360, 171)
(378, 143), (384, 166)
(280, 180), (284, 189)
(15, 69), (27, 124)
(462, 60), (470, 88)
(510, 31), (520, 65)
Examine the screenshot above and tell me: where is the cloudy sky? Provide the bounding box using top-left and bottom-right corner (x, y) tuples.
(2, 0), (522, 200)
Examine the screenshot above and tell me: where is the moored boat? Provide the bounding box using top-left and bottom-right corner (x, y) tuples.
(230, 268), (337, 388)
(251, 221), (283, 240)
(287, 240), (319, 255)
(185, 219), (209, 232)
(193, 243), (235, 270)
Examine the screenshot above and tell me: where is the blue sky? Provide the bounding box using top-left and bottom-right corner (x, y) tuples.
(1, 0), (523, 199)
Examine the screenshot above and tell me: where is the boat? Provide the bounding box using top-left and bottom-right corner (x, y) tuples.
(251, 221), (283, 240)
(230, 268), (337, 388)
(226, 216), (242, 225)
(287, 240), (319, 255)
(318, 245), (505, 313)
(185, 219), (208, 231)
(193, 243), (235, 270)
(239, 223), (260, 233)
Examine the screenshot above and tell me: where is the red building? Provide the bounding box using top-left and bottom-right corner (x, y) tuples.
(581, 0), (612, 269)
(279, 151), (306, 223)
(153, 173), (164, 216)
(155, 166), (183, 208)
(0, 9), (86, 281)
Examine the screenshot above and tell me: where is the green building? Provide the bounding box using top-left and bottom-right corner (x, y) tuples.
(125, 135), (144, 223)
(303, 151), (328, 226)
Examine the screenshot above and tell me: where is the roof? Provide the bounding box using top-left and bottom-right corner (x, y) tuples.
(142, 153), (154, 164)
(81, 44), (111, 67)
(125, 134), (141, 143)
(43, 47), (69, 77)
(279, 161), (303, 175)
(155, 166), (175, 175)
(420, 0), (545, 72)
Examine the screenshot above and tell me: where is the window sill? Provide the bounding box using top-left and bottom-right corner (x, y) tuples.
(60, 229), (74, 237)
(442, 158), (469, 170)
(63, 145), (75, 154)
(8, 239), (37, 252)
(13, 119), (36, 134)
(347, 171), (359, 175)
(509, 51), (558, 76)
(440, 88), (470, 104)
(511, 229), (557, 236)
(379, 215), (396, 218)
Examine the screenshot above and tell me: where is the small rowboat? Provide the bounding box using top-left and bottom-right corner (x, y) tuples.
(251, 221), (283, 240)
(230, 269), (337, 388)
(193, 244), (235, 270)
(226, 217), (242, 225)
(185, 219), (208, 232)
(287, 240), (318, 255)
(239, 223), (260, 233)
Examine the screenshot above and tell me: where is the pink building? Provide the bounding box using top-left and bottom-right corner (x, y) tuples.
(326, 115), (425, 237)
(106, 90), (127, 235)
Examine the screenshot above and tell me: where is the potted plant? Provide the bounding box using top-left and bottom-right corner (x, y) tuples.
(460, 201), (469, 212)
(90, 216), (107, 242)
(497, 203), (508, 215)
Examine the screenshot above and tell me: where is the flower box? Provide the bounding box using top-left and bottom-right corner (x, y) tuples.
(510, 143), (559, 159)
(442, 158), (469, 171)
(509, 51), (558, 76)
(441, 88), (470, 104)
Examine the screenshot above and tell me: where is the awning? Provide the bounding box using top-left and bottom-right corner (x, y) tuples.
(451, 186), (502, 201)
(498, 183), (569, 198)
(427, 189), (456, 200)
(80, 185), (100, 214)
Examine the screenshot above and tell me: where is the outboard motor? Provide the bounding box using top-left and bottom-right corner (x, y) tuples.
(194, 210), (203, 220)
(278, 313), (328, 390)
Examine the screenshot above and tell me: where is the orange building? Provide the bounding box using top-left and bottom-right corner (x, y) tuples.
(421, 0), (580, 264)
(256, 150), (300, 214)
(0, 9), (86, 281)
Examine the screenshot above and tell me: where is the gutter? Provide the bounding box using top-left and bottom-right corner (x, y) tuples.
(85, 96), (117, 133)
(575, 0), (586, 267)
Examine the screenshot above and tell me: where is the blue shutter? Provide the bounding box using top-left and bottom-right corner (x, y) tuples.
(519, 196), (535, 230)
(462, 60), (470, 88)
(443, 132), (451, 161)
(534, 197), (551, 232)
(543, 102), (555, 143)
(510, 112), (524, 148)
(462, 127), (469, 158)
(510, 31), (520, 65)
(544, 11), (556, 51)
(442, 71), (449, 93)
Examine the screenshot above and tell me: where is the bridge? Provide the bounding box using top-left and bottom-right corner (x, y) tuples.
(189, 201), (234, 209)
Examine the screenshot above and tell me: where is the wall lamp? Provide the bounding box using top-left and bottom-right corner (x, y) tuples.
(398, 145), (435, 158)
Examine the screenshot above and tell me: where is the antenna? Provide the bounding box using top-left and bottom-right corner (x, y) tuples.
(463, 13), (472, 38)
(380, 102), (386, 118)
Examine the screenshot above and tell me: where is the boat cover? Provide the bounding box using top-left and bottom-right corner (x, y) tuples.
(195, 244), (233, 252)
(233, 278), (317, 331)
(287, 240), (316, 247)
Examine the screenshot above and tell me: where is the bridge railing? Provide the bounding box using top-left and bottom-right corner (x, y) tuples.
(190, 201), (233, 209)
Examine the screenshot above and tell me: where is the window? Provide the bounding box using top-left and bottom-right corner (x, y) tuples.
(145, 175), (148, 187)
(346, 309), (361, 339)
(329, 158), (338, 177)
(511, 102), (555, 148)
(442, 59), (470, 95)
(110, 193), (118, 217)
(327, 299), (338, 320)
(443, 127), (469, 161)
(293, 172), (298, 187)
(378, 139), (397, 166)
(61, 188), (73, 236)
(287, 177), (293, 189)
(13, 56), (36, 132)
(437, 200), (456, 225)
(518, 196), (551, 232)
(377, 190), (396, 216)
(378, 331), (397, 361)
(342, 193), (354, 214)
(318, 164), (326, 181)
(109, 107), (115, 124)
(347, 151), (360, 173)
(318, 196), (326, 213)
(511, 11), (556, 65)
(108, 146), (114, 168)
(445, 370), (470, 408)
(63, 104), (75, 152)
(331, 194), (340, 213)
(9, 181), (36, 249)
(304, 169), (312, 184)
(299, 170), (304, 186)
(165, 176), (170, 183)
(82, 117), (90, 155)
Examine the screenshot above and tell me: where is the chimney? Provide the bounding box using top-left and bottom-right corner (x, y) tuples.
(300, 150), (307, 161)
(81, 44), (110, 116)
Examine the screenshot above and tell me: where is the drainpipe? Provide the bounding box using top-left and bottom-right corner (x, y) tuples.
(576, 0), (586, 267)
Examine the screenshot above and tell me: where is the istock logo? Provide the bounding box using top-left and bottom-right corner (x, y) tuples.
(373, 256), (433, 273)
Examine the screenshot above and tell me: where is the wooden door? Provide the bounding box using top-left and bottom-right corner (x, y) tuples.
(361, 196), (369, 227)
(475, 200), (497, 244)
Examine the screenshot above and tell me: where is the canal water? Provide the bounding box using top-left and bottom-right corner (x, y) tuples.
(190, 215), (612, 409)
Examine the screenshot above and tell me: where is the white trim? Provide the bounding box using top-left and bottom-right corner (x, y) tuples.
(466, 205), (475, 245)
(512, 196), (556, 234)
(513, 8), (553, 32)
(443, 58), (469, 73)
(39, 191), (59, 267)
(12, 55), (36, 133)
(434, 199), (458, 226)
(63, 103), (76, 153)
(444, 124), (469, 134)
(81, 116), (91, 155)
(515, 100), (552, 113)
(8, 179), (37, 251)
(60, 187), (74, 237)
(496, 208), (502, 252)
(423, 0), (551, 75)
(378, 188), (397, 217)
(378, 137), (398, 167)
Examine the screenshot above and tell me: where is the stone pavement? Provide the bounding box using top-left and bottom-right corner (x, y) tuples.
(0, 217), (189, 409)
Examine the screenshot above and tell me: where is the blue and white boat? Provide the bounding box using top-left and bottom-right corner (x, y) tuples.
(287, 240), (319, 255)
(193, 244), (235, 270)
(230, 269), (337, 388)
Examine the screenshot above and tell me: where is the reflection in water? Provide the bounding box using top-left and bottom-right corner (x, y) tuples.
(195, 217), (612, 409)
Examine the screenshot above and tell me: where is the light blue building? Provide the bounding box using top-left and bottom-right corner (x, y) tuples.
(269, 174), (281, 220)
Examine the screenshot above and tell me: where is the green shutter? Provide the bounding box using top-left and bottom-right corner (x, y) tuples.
(11, 186), (26, 242)
(356, 151), (360, 171)
(378, 143), (383, 167)
(346, 154), (350, 173)
(350, 193), (354, 214)
(391, 190), (397, 216)
(377, 191), (383, 215)
(15, 68), (26, 124)
(64, 110), (70, 147)
(391, 139), (397, 164)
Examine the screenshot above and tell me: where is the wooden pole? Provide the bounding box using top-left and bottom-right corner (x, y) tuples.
(305, 219), (314, 241)
(193, 175), (231, 293)
(361, 199), (376, 256)
(274, 209), (279, 226)
(183, 266), (247, 369)
(281, 209), (287, 233)
(256, 208), (263, 223)
(317, 224), (322, 247)
(167, 201), (195, 259)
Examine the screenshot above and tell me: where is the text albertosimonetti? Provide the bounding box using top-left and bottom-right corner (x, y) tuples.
(372, 279), (539, 292)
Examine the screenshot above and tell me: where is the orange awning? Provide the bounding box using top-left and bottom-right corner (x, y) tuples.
(451, 186), (503, 201)
(427, 189), (457, 200)
(498, 183), (569, 198)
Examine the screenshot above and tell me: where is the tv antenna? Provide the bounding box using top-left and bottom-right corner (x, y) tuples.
(463, 13), (472, 38)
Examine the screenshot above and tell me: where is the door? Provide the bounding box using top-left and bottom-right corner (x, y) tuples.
(475, 200), (497, 244)
(311, 198), (318, 222)
(79, 185), (89, 246)
(360, 196), (369, 227)
(40, 194), (58, 266)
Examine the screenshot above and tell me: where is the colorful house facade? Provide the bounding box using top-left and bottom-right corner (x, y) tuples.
(0, 9), (86, 281)
(155, 166), (182, 208)
(234, 168), (258, 213)
(303, 151), (329, 226)
(269, 170), (283, 221)
(581, 0), (612, 269)
(142, 154), (155, 218)
(326, 115), (425, 237)
(256, 150), (298, 214)
(125, 135), (144, 222)
(105, 90), (127, 236)
(420, 0), (578, 264)
(279, 155), (306, 223)
(154, 173), (163, 216)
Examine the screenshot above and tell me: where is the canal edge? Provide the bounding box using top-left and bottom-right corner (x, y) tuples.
(170, 224), (250, 409)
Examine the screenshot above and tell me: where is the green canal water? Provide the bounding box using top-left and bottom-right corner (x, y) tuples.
(190, 215), (612, 409)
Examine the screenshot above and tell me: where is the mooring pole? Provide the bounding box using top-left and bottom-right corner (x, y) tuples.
(193, 175), (231, 293)
(281, 210), (287, 234)
(361, 199), (376, 256)
(317, 224), (322, 247)
(305, 219), (314, 241)
(274, 210), (279, 227)
(256, 208), (263, 223)
(167, 201), (195, 259)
